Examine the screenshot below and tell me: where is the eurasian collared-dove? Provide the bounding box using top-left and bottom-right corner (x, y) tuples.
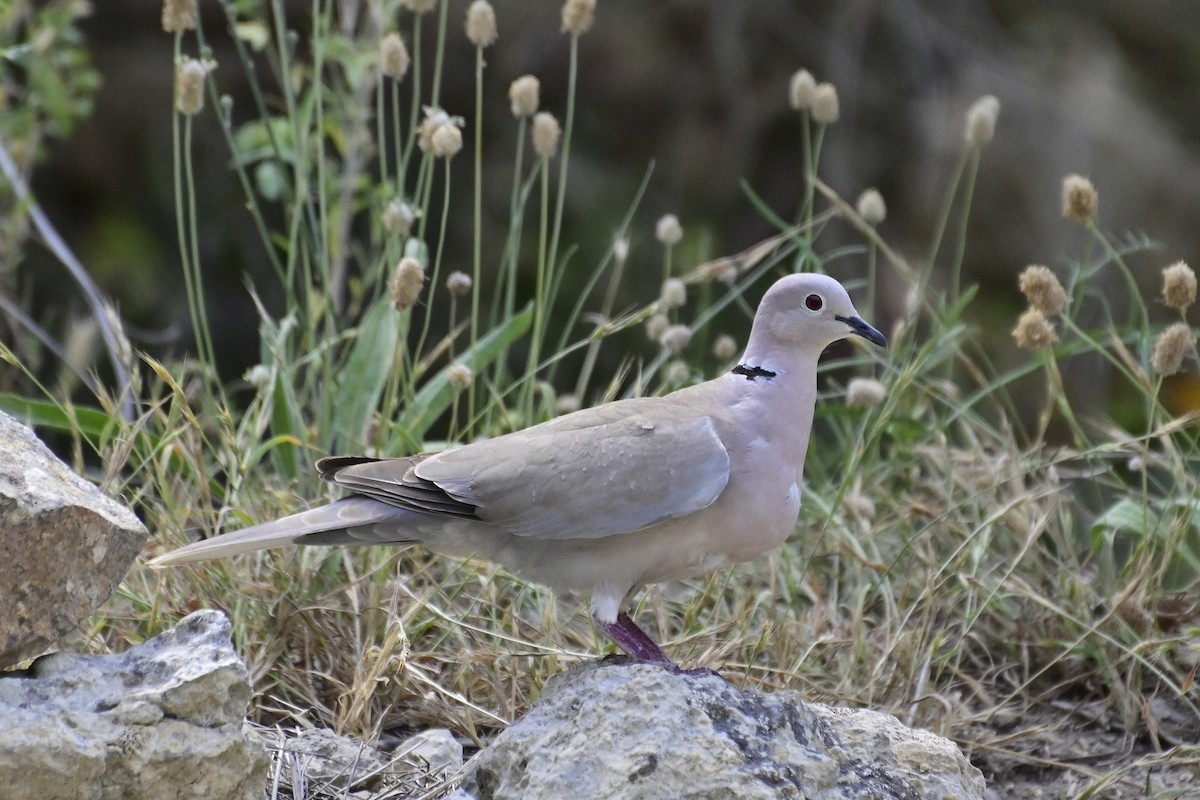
(151, 273), (886, 665)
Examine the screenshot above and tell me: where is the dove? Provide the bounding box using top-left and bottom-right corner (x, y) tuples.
(151, 273), (886, 666)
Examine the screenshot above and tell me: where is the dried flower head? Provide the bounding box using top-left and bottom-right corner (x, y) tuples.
(509, 75), (540, 118)
(380, 33), (410, 81)
(665, 359), (690, 384)
(656, 214), (683, 247)
(1012, 308), (1058, 349)
(556, 393), (581, 415)
(175, 58), (209, 116)
(712, 334), (738, 361)
(532, 112), (561, 158)
(382, 201), (416, 235)
(845, 377), (886, 408)
(390, 257), (426, 310)
(465, 0), (497, 47)
(401, 0), (439, 12)
(812, 82), (839, 124)
(446, 270), (473, 297)
(162, 0), (197, 32)
(561, 0), (596, 36)
(645, 313), (669, 343)
(842, 488), (876, 523)
(965, 94), (1000, 146)
(430, 123), (463, 158)
(1018, 265), (1067, 316)
(856, 188), (886, 225)
(447, 362), (473, 392)
(1162, 260), (1197, 311)
(243, 364), (271, 389)
(660, 278), (687, 309)
(789, 69), (816, 111)
(660, 324), (692, 355)
(1061, 174), (1098, 225)
(612, 238), (630, 265)
(418, 108), (452, 152)
(1152, 322), (1195, 376)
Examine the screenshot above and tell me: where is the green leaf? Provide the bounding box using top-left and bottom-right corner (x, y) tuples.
(269, 369), (304, 480)
(332, 298), (401, 450)
(0, 394), (111, 439)
(397, 304), (533, 443)
(1092, 497), (1155, 536)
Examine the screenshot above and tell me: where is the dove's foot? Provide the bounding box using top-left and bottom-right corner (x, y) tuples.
(597, 611), (676, 667)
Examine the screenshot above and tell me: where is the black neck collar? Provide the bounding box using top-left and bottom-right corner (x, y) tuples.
(732, 363), (776, 381)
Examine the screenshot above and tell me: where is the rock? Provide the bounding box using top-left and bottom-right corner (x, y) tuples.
(0, 410), (148, 668)
(259, 726), (463, 796)
(0, 610), (269, 800)
(461, 662), (985, 800)
(261, 728), (393, 793)
(393, 728), (464, 780)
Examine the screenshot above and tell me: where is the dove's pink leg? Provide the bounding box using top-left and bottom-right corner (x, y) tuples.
(597, 611), (675, 666)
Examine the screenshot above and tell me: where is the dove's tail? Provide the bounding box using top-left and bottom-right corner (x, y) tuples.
(148, 497), (416, 567)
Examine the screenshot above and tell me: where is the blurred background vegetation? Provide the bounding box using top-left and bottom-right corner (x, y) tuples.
(6, 0), (1199, 425)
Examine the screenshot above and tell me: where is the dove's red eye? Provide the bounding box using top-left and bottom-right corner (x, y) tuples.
(805, 293), (824, 311)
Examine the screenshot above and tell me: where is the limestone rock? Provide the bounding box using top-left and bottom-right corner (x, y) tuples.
(259, 726), (463, 796)
(0, 410), (148, 667)
(461, 662), (985, 800)
(0, 610), (268, 800)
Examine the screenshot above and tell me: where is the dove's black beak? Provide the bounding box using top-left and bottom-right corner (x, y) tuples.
(836, 315), (888, 348)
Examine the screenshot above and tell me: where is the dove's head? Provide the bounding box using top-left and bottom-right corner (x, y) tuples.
(747, 273), (886, 360)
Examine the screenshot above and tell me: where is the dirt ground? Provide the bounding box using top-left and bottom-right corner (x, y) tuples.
(965, 701), (1199, 799)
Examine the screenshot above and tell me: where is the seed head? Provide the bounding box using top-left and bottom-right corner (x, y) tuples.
(1162, 260), (1196, 311)
(712, 334), (738, 361)
(162, 0), (197, 32)
(243, 364), (271, 389)
(447, 362), (473, 392)
(556, 394), (581, 415)
(965, 94), (1000, 146)
(789, 69), (816, 111)
(561, 0), (596, 36)
(446, 270), (473, 297)
(382, 201), (416, 235)
(466, 1), (497, 47)
(430, 123), (463, 158)
(845, 377), (886, 408)
(645, 313), (669, 343)
(842, 488), (876, 522)
(509, 75), (540, 118)
(856, 188), (886, 225)
(401, 0), (439, 12)
(665, 360), (690, 384)
(1012, 308), (1058, 350)
(418, 108), (452, 152)
(390, 257), (426, 310)
(380, 33), (410, 81)
(660, 278), (687, 309)
(532, 112), (561, 158)
(612, 238), (630, 266)
(1018, 265), (1067, 316)
(1151, 323), (1195, 376)
(1061, 174), (1098, 225)
(656, 214), (683, 246)
(176, 58), (209, 116)
(659, 324), (692, 355)
(812, 82), (839, 124)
